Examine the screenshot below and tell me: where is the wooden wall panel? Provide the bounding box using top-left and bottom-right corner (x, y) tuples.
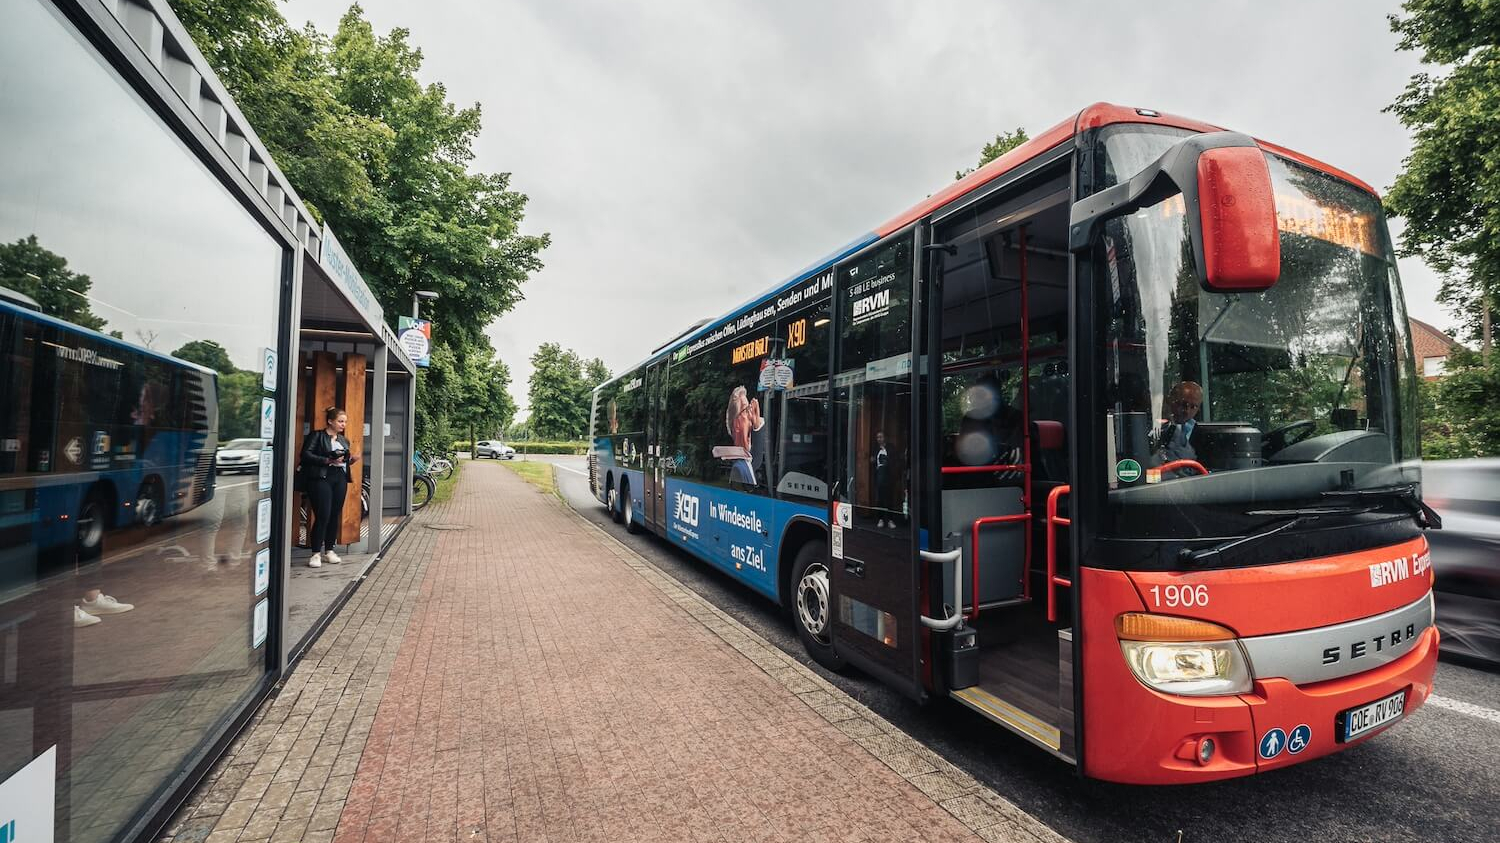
(338, 353), (367, 544)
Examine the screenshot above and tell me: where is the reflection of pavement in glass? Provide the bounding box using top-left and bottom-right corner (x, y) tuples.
(0, 481), (265, 843)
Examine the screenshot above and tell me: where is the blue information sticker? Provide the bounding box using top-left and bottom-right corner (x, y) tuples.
(1259, 728), (1288, 760)
(1287, 724), (1312, 754)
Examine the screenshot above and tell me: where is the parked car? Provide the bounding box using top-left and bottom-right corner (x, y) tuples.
(475, 440), (516, 460)
(1422, 458), (1500, 667)
(215, 437), (266, 473)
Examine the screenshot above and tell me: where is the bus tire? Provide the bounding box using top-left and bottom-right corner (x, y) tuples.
(791, 540), (845, 672)
(621, 479), (640, 534)
(76, 488), (109, 561)
(135, 478), (164, 527)
(607, 476), (621, 523)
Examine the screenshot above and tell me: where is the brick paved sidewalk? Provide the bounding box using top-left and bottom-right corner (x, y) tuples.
(161, 462), (1067, 843)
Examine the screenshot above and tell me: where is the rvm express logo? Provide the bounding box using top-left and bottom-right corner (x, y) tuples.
(0, 819), (16, 843)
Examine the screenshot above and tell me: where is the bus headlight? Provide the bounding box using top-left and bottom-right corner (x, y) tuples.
(1116, 613), (1252, 696)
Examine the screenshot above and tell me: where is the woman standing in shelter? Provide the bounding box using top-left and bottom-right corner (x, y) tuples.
(301, 406), (357, 567)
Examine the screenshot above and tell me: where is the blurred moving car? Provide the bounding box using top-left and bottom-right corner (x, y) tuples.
(1423, 458), (1500, 666)
(475, 440), (516, 460)
(215, 437), (266, 473)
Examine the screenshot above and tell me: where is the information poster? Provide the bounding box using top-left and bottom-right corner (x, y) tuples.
(0, 746), (55, 843)
(256, 497), (272, 544)
(258, 448), (274, 492)
(254, 549), (270, 596)
(252, 599), (268, 648)
(259, 397), (275, 438)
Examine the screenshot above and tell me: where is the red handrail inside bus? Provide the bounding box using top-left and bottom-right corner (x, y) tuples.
(1045, 485), (1072, 623)
(941, 464), (1026, 475)
(1158, 459), (1209, 476)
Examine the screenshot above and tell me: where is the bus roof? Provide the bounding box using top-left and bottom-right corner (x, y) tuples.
(0, 297), (219, 377)
(596, 102), (1380, 392)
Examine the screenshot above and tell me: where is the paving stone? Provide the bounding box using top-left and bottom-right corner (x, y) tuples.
(160, 461), (1067, 843)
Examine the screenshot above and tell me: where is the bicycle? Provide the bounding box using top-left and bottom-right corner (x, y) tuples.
(424, 449), (456, 482)
(411, 453), (436, 510)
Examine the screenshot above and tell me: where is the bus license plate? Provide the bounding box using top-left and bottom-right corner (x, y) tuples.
(1340, 689), (1407, 742)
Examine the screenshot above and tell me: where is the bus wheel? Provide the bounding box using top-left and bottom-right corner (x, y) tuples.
(135, 479), (163, 527)
(607, 479), (621, 523)
(791, 540), (845, 672)
(621, 481), (640, 534)
(76, 492), (107, 561)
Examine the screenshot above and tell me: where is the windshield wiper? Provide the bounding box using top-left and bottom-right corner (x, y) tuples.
(1321, 482), (1442, 529)
(1177, 504), (1377, 568)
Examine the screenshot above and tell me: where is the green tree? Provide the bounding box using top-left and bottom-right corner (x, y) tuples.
(0, 235), (107, 330)
(1386, 1), (1500, 346)
(172, 339), (236, 373)
(528, 343), (592, 440)
(452, 347), (517, 446)
(955, 128), (1029, 180)
(169, 1), (548, 454)
(1419, 347), (1500, 458)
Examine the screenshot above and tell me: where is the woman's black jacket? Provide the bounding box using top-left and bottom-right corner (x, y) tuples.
(300, 430), (352, 482)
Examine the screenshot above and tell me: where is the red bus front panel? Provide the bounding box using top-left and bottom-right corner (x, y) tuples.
(1080, 538), (1439, 785)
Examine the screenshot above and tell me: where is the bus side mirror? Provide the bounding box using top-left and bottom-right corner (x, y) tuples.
(1068, 131), (1280, 293)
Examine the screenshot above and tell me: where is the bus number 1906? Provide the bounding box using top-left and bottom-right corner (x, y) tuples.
(1150, 584), (1209, 609)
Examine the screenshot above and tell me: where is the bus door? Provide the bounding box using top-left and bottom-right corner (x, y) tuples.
(926, 173), (1078, 760)
(827, 234), (924, 695)
(643, 358), (667, 533)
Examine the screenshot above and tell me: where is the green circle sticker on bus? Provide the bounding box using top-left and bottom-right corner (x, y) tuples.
(1116, 458), (1143, 483)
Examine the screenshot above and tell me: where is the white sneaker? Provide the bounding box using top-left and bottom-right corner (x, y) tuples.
(79, 594), (134, 615)
(74, 606), (101, 627)
(323, 550), (342, 564)
(308, 553), (322, 568)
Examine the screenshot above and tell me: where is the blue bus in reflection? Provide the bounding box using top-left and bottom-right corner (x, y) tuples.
(0, 293), (218, 574)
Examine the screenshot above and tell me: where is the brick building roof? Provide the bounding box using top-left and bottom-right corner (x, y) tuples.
(1411, 318), (1460, 361)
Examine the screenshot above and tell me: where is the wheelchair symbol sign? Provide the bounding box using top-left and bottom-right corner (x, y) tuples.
(1287, 724), (1312, 755)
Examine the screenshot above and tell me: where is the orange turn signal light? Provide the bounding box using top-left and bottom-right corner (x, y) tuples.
(1115, 613), (1237, 642)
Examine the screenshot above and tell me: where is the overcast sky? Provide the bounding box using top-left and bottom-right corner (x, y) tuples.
(291, 0), (1452, 414)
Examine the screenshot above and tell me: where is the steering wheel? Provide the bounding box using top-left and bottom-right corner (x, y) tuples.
(1263, 419), (1317, 456)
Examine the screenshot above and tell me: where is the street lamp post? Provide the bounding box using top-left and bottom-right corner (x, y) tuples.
(413, 289), (439, 318)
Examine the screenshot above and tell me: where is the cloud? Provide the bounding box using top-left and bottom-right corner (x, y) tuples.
(289, 0), (1450, 406)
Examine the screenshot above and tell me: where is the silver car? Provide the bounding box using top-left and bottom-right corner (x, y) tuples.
(215, 437), (266, 473)
(475, 440), (516, 460)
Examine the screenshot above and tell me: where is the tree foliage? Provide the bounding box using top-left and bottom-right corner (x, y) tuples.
(1386, 0), (1500, 342)
(173, 339), (237, 374)
(170, 1), (547, 451)
(1419, 348), (1500, 458)
(527, 343), (609, 440)
(0, 235), (107, 330)
(955, 128), (1030, 181)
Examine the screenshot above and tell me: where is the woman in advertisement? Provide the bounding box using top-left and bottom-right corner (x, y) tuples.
(723, 385), (763, 485)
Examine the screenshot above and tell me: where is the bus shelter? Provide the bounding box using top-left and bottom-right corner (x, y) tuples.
(286, 229), (417, 658)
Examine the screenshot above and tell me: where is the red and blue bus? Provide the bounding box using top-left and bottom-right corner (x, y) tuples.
(588, 103), (1438, 783)
(0, 292), (218, 576)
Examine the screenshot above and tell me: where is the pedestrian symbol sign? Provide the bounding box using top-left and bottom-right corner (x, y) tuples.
(1259, 728), (1287, 759)
(1287, 724), (1311, 754)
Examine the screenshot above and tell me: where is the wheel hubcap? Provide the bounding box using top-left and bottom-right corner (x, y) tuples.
(796, 563), (832, 644)
(137, 492), (159, 526)
(78, 503), (103, 548)
(624, 492), (633, 524)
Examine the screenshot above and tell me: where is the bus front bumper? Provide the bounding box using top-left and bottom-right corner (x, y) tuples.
(1087, 625), (1439, 784)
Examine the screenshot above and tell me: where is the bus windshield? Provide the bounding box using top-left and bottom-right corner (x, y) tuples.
(1091, 125), (1420, 543)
